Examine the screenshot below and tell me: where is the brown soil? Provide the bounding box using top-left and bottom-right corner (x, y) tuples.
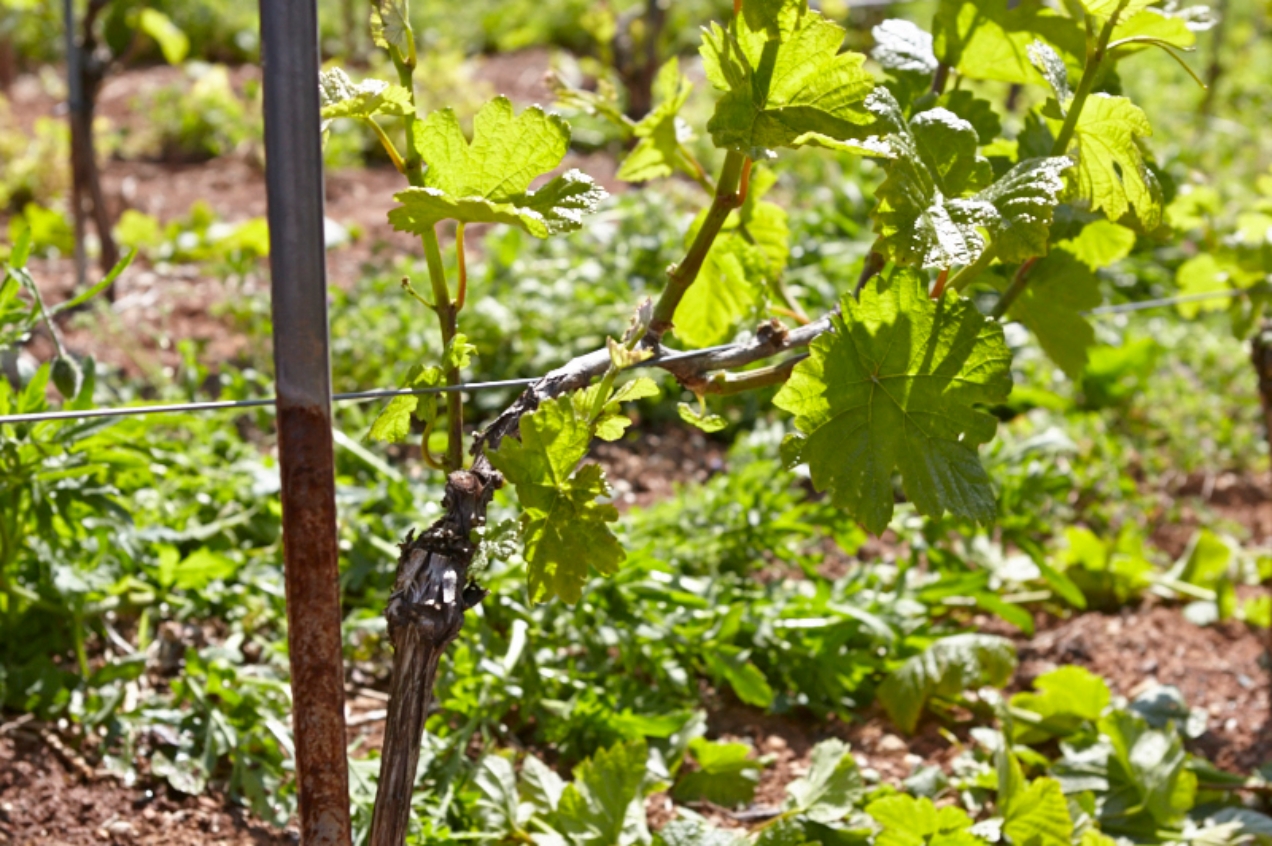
(594, 426), (730, 509)
(0, 730), (293, 846)
(1016, 600), (1272, 773)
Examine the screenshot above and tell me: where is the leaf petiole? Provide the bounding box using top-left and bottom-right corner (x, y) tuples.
(930, 267), (950, 300)
(362, 117), (407, 174)
(455, 223), (467, 311)
(1108, 38), (1207, 90)
(948, 242), (1000, 293)
(991, 257), (1038, 319)
(418, 418), (446, 471)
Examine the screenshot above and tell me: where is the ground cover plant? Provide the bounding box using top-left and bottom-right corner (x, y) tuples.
(4, 0), (1272, 844)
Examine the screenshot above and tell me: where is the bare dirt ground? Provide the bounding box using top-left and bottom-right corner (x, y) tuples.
(1017, 602), (1272, 772)
(0, 730), (292, 846)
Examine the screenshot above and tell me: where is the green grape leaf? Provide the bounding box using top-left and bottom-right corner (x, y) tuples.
(389, 97), (605, 238)
(618, 58), (694, 183)
(368, 364), (444, 443)
(674, 236), (760, 347)
(592, 415), (630, 443)
(877, 634), (1017, 734)
(935, 90), (1003, 145)
(874, 107), (997, 268)
(555, 740), (650, 846)
(608, 376), (661, 405)
(1027, 40), (1071, 105)
(729, 167), (790, 279)
(1079, 0), (1155, 19)
(907, 108), (994, 195)
(975, 157), (1071, 263)
(319, 68), (413, 121)
(487, 395), (624, 604)
(369, 393), (423, 442)
(1017, 110), (1056, 160)
(575, 376), (661, 442)
(1063, 219), (1136, 268)
(773, 272), (1012, 534)
(672, 739), (762, 808)
(1005, 247), (1100, 380)
(871, 19), (938, 74)
(1065, 93), (1161, 228)
(367, 335), (473, 443)
(369, 0), (414, 63)
(549, 73), (629, 129)
(784, 739), (864, 823)
(678, 402), (728, 433)
(391, 175), (603, 239)
(443, 334), (476, 371)
(700, 0), (875, 157)
(933, 0), (1084, 85)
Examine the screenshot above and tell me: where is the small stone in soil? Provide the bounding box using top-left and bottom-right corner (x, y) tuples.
(876, 734), (908, 755)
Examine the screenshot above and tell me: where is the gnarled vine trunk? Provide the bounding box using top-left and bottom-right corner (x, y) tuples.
(1251, 322), (1272, 483)
(66, 0), (120, 296)
(368, 469), (499, 846)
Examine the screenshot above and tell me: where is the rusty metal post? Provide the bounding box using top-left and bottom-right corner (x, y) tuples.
(259, 0), (352, 843)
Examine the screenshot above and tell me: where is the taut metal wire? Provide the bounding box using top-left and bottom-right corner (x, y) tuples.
(0, 290), (1252, 427)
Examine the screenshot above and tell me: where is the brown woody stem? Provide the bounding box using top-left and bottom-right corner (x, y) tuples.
(368, 471), (499, 846)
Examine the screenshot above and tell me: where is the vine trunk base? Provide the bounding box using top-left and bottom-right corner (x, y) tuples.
(368, 469), (499, 846)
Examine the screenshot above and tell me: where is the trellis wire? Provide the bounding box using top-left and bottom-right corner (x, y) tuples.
(0, 344), (739, 425)
(1084, 287), (1247, 316)
(0, 289), (1252, 427)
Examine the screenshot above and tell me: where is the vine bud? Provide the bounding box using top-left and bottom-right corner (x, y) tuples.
(52, 355), (82, 399)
